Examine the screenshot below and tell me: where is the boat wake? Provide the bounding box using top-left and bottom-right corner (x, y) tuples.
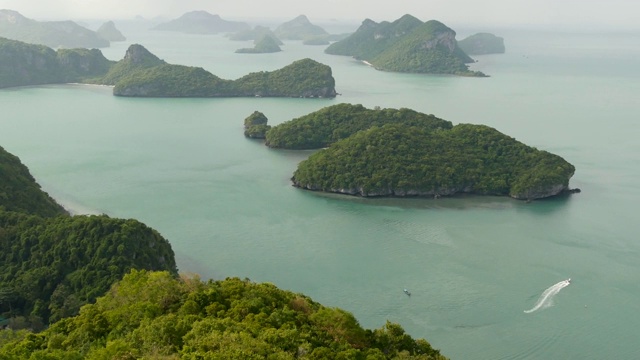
(524, 279), (571, 314)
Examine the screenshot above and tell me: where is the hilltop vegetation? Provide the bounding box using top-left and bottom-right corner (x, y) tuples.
(152, 10), (249, 34)
(0, 9), (109, 48)
(291, 123), (575, 200)
(0, 212), (177, 325)
(265, 104), (453, 149)
(457, 32), (505, 55)
(244, 111), (271, 138)
(0, 270), (448, 359)
(325, 15), (484, 76)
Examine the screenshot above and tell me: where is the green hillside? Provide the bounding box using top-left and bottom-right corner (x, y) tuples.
(265, 103), (453, 149)
(0, 270), (448, 359)
(291, 123), (575, 200)
(325, 15), (485, 76)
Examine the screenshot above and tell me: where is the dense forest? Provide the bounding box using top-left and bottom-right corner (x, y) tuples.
(244, 111), (271, 139)
(325, 15), (484, 76)
(0, 270), (448, 359)
(265, 104), (453, 149)
(291, 123), (575, 200)
(0, 145), (177, 327)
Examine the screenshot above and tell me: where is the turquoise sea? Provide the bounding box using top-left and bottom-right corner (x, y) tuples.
(1, 23), (639, 359)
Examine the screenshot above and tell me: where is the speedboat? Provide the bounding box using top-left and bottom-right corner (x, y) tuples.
(566, 278), (571, 284)
(403, 289), (411, 296)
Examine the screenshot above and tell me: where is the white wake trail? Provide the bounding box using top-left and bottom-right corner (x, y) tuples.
(524, 279), (570, 313)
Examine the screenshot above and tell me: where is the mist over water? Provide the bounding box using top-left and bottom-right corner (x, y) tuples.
(2, 25), (640, 359)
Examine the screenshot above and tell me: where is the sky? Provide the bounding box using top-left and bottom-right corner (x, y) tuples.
(2, 0), (639, 30)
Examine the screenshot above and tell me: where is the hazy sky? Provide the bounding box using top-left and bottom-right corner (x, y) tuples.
(2, 0), (639, 30)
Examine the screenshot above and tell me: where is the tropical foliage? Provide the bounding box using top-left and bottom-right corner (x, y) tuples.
(291, 123), (575, 199)
(325, 15), (485, 76)
(0, 211), (178, 325)
(244, 111), (271, 138)
(265, 104), (453, 149)
(0, 145), (67, 217)
(0, 270), (448, 359)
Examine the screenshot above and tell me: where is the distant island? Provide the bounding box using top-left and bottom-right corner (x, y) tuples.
(458, 33), (505, 55)
(325, 14), (485, 76)
(261, 104), (576, 200)
(96, 20), (126, 42)
(152, 10), (250, 34)
(274, 15), (328, 40)
(0, 37), (114, 88)
(235, 34), (282, 54)
(229, 25), (283, 44)
(0, 9), (109, 48)
(0, 38), (337, 98)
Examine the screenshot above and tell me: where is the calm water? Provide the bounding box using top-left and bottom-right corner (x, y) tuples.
(2, 24), (639, 359)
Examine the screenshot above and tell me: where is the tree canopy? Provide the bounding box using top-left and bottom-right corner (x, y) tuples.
(291, 123), (575, 199)
(265, 104), (453, 149)
(0, 270), (448, 359)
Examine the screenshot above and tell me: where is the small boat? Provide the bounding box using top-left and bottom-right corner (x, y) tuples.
(403, 288), (411, 296)
(567, 278), (571, 284)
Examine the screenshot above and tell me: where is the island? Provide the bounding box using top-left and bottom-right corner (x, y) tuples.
(265, 103), (452, 149)
(261, 104), (575, 200)
(0, 9), (109, 48)
(96, 20), (126, 42)
(243, 111), (271, 138)
(0, 38), (337, 99)
(229, 25), (283, 44)
(274, 15), (329, 40)
(0, 143), (448, 359)
(325, 14), (485, 76)
(458, 32), (505, 55)
(235, 34), (282, 54)
(0, 37), (114, 89)
(152, 10), (250, 34)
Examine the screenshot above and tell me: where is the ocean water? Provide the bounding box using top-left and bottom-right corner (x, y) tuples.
(1, 25), (639, 359)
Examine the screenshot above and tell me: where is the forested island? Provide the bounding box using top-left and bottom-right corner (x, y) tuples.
(229, 25), (283, 44)
(0, 9), (109, 49)
(262, 104), (576, 200)
(0, 144), (447, 359)
(0, 38), (337, 98)
(152, 10), (250, 34)
(457, 33), (505, 55)
(325, 15), (485, 76)
(244, 111), (271, 138)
